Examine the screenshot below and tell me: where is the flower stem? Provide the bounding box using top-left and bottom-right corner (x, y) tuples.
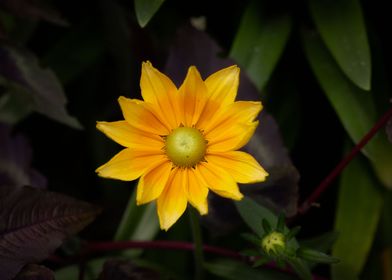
(299, 106), (392, 214)
(189, 206), (204, 280)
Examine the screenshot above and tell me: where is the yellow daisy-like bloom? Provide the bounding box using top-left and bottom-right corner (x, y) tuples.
(96, 62), (268, 230)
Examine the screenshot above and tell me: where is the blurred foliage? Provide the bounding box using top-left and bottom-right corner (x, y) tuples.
(1, 0), (392, 279)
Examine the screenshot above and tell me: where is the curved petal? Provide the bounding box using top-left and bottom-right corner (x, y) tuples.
(96, 148), (166, 181)
(206, 151), (268, 184)
(197, 66), (239, 130)
(96, 121), (164, 149)
(197, 162), (243, 200)
(136, 160), (172, 205)
(206, 121), (259, 152)
(204, 65), (239, 106)
(118, 96), (170, 135)
(157, 168), (188, 230)
(141, 61), (180, 127)
(179, 66), (209, 127)
(186, 168), (208, 215)
(203, 101), (262, 134)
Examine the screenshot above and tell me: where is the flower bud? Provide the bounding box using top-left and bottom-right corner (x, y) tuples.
(261, 231), (286, 256)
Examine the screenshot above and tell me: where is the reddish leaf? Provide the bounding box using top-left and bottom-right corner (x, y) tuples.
(164, 25), (299, 232)
(0, 185), (101, 280)
(0, 0), (68, 26)
(14, 264), (54, 280)
(0, 45), (81, 129)
(0, 123), (46, 188)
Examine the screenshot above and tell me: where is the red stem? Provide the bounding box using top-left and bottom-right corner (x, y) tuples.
(85, 240), (243, 260)
(298, 106), (392, 214)
(83, 240), (327, 279)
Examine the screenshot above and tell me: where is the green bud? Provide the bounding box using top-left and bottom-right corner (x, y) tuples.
(261, 231), (286, 256)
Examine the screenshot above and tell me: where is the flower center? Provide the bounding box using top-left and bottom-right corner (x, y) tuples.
(165, 127), (207, 168)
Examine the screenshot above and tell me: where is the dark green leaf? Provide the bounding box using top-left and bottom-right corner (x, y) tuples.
(235, 197), (278, 237)
(114, 190), (159, 253)
(302, 30), (392, 189)
(240, 249), (260, 257)
(241, 233), (261, 246)
(299, 231), (339, 253)
(98, 259), (159, 280)
(308, 0), (371, 90)
(252, 257), (269, 268)
(286, 226), (301, 241)
(387, 118), (392, 143)
(0, 45), (81, 129)
(276, 213), (285, 232)
(297, 248), (339, 264)
(235, 198), (299, 252)
(332, 154), (383, 279)
(134, 0), (164, 28)
(286, 258), (312, 280)
(230, 0), (291, 90)
(205, 259), (296, 280)
(0, 185), (101, 280)
(262, 219), (272, 234)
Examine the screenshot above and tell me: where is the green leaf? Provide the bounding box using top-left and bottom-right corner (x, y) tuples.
(235, 198), (299, 251)
(205, 259), (296, 280)
(286, 258), (312, 280)
(299, 231), (339, 253)
(332, 154), (383, 279)
(308, 0), (371, 90)
(230, 0), (292, 90)
(302, 29), (392, 189)
(297, 248), (339, 264)
(235, 197), (279, 238)
(241, 233), (261, 247)
(134, 0), (164, 28)
(114, 190), (159, 242)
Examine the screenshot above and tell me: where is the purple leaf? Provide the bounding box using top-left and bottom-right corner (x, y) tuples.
(165, 25), (299, 232)
(0, 0), (68, 26)
(13, 264), (54, 280)
(0, 185), (101, 280)
(0, 45), (81, 129)
(0, 123), (46, 188)
(387, 117), (392, 143)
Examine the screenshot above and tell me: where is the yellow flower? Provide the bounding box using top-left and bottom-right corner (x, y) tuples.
(96, 62), (268, 230)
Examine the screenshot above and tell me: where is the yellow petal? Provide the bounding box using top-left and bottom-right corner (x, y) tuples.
(204, 65), (239, 106)
(118, 96), (170, 135)
(206, 151), (268, 184)
(136, 161), (172, 205)
(96, 148), (166, 181)
(203, 101), (262, 134)
(96, 121), (163, 149)
(197, 162), (243, 200)
(179, 66), (209, 127)
(196, 66), (239, 129)
(186, 168), (208, 215)
(206, 121), (259, 152)
(157, 168), (188, 231)
(141, 61), (179, 127)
